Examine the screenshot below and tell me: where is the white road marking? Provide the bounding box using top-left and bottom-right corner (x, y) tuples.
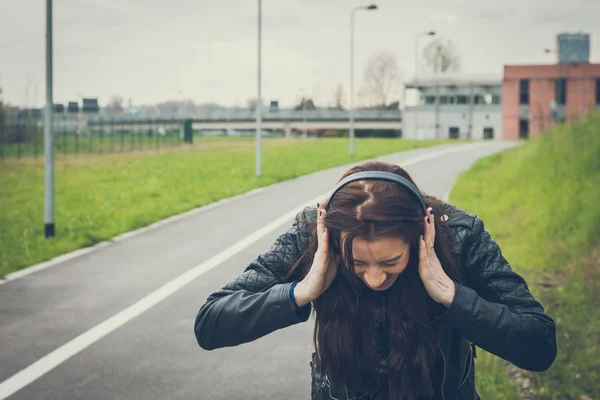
(0, 193), (324, 400)
(0, 143), (488, 399)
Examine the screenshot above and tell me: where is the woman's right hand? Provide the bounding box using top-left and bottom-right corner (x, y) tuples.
(293, 204), (339, 307)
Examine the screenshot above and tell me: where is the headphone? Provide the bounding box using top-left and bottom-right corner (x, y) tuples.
(325, 171), (427, 214)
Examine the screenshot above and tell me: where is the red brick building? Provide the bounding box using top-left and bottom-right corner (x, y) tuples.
(502, 63), (600, 139)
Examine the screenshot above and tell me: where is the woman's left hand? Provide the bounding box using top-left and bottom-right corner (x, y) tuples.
(418, 207), (456, 307)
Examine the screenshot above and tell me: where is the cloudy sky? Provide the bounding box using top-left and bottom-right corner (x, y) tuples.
(1, 0), (599, 108)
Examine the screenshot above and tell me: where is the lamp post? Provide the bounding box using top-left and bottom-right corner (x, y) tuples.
(349, 3), (377, 157)
(256, 0), (263, 177)
(303, 96), (308, 138)
(44, 0), (55, 237)
(413, 31), (435, 146)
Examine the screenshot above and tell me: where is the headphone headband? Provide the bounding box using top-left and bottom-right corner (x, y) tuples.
(326, 171), (427, 213)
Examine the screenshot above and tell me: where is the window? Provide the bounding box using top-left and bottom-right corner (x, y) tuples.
(556, 78), (567, 105)
(449, 127), (460, 139)
(596, 78), (600, 105)
(457, 95), (469, 104)
(519, 119), (529, 139)
(519, 79), (529, 105)
(425, 96), (436, 105)
(492, 95), (501, 104)
(439, 96), (449, 104)
(473, 95), (483, 105)
(449, 96), (456, 104)
(483, 127), (494, 139)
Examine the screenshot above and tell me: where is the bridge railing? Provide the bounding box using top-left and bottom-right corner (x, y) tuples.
(81, 109), (402, 123)
(0, 109), (407, 160)
(0, 116), (189, 160)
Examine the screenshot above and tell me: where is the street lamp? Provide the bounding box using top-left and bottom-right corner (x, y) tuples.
(303, 96), (308, 138)
(256, 0), (263, 177)
(349, 3), (377, 157)
(413, 30), (435, 146)
(44, 0), (55, 238)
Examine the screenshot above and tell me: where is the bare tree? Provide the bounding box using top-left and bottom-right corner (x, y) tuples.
(247, 98), (272, 112)
(332, 83), (345, 109)
(295, 97), (316, 110)
(359, 51), (403, 109)
(422, 39), (460, 73)
(105, 95), (124, 113)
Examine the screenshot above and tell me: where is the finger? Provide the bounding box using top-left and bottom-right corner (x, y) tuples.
(423, 215), (432, 252)
(418, 235), (428, 267)
(317, 206), (325, 228)
(317, 199), (328, 210)
(425, 207), (436, 250)
(321, 223), (329, 256)
(317, 209), (327, 250)
(314, 231), (331, 273)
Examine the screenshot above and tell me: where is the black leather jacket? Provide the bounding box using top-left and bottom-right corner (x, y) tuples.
(194, 204), (557, 399)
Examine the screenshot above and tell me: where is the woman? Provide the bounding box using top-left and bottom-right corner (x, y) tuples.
(194, 161), (557, 400)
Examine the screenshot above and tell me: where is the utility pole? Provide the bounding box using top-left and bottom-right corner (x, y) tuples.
(44, 0), (55, 238)
(349, 9), (356, 156)
(349, 4), (378, 157)
(303, 96), (308, 138)
(255, 0), (262, 177)
(413, 31), (435, 146)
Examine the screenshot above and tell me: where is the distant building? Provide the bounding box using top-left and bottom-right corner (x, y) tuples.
(557, 32), (590, 64)
(502, 63), (600, 139)
(82, 98), (99, 113)
(403, 74), (502, 140)
(502, 32), (600, 140)
(67, 101), (79, 114)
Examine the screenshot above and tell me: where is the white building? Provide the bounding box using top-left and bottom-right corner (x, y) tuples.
(403, 74), (503, 140)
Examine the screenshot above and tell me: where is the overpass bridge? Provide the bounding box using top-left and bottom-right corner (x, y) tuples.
(84, 109), (403, 136)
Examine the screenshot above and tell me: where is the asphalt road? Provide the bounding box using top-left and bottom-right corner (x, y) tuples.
(0, 141), (518, 400)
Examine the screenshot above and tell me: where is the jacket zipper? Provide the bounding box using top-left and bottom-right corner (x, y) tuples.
(458, 344), (474, 388)
(440, 347), (447, 400)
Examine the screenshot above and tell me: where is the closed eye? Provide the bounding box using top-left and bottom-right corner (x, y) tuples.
(353, 254), (404, 268)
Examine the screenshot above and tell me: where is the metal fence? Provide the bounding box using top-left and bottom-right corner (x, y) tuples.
(0, 116), (189, 160)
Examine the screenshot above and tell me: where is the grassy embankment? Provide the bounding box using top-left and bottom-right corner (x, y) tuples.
(449, 114), (600, 399)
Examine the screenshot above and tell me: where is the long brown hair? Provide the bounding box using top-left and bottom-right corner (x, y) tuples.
(288, 161), (463, 399)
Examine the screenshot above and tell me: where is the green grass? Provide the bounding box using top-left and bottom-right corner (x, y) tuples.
(449, 113), (600, 399)
(0, 137), (454, 277)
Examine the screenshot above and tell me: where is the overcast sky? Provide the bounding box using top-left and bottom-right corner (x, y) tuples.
(1, 0), (599, 108)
